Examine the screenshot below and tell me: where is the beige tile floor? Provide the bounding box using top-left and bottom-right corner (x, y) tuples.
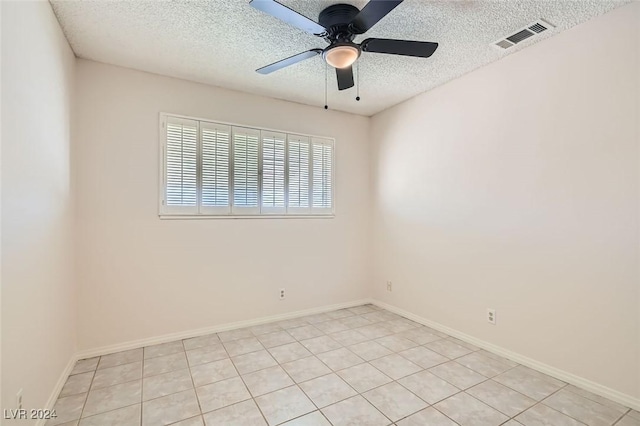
(49, 304), (639, 426)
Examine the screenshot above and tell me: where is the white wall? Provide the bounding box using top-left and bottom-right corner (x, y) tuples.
(637, 3), (640, 398)
(1, 1), (4, 413)
(74, 60), (371, 351)
(371, 2), (640, 400)
(1, 0), (76, 421)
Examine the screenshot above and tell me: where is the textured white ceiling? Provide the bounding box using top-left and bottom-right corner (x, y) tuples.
(51, 0), (628, 116)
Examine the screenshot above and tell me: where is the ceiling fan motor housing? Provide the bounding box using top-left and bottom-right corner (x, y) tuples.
(319, 4), (360, 42)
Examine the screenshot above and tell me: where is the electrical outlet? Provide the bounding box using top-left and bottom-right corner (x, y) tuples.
(386, 281), (392, 292)
(16, 389), (23, 410)
(487, 308), (496, 325)
(279, 288), (285, 300)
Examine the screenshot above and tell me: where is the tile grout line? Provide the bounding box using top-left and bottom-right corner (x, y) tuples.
(563, 387), (632, 417)
(271, 351), (324, 425)
(533, 383), (629, 426)
(184, 338), (206, 416)
(75, 357), (99, 424)
(611, 410), (632, 426)
(517, 386), (595, 425)
(77, 350), (146, 423)
(140, 349), (145, 426)
(294, 356), (389, 426)
(218, 333), (272, 426)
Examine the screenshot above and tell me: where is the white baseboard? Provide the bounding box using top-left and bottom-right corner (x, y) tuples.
(75, 298), (370, 360)
(37, 355), (78, 426)
(370, 299), (640, 412)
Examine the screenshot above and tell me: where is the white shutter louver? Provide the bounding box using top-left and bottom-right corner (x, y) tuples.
(261, 132), (286, 214)
(201, 123), (231, 214)
(287, 135), (311, 214)
(312, 138), (333, 213)
(232, 127), (260, 214)
(162, 117), (198, 214)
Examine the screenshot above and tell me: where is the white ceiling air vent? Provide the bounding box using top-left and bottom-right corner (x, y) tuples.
(493, 19), (554, 50)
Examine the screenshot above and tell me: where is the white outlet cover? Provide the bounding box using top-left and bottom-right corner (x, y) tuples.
(487, 309), (496, 325)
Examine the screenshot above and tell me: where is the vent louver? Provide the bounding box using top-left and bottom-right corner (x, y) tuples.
(507, 29), (534, 44)
(493, 19), (554, 50)
(495, 40), (514, 49)
(528, 22), (547, 33)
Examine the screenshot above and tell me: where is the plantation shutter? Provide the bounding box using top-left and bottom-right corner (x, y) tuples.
(159, 113), (335, 217)
(200, 123), (231, 214)
(261, 131), (286, 214)
(287, 135), (311, 214)
(162, 117), (198, 214)
(312, 138), (333, 213)
(232, 127), (260, 214)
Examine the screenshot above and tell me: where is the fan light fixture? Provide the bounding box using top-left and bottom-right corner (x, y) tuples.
(323, 43), (360, 68)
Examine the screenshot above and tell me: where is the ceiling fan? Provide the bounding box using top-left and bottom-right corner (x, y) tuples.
(250, 0), (439, 91)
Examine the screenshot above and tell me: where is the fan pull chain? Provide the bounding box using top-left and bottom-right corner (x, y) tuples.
(324, 63), (328, 110)
(356, 61), (361, 101)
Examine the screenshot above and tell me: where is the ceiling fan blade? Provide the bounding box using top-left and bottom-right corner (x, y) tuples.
(336, 66), (354, 91)
(250, 0), (327, 36)
(361, 38), (438, 58)
(256, 49), (322, 74)
(350, 0), (403, 34)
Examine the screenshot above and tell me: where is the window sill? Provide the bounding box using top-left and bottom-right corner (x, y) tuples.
(159, 214), (335, 220)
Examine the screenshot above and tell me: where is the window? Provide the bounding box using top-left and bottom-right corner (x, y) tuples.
(159, 113), (334, 217)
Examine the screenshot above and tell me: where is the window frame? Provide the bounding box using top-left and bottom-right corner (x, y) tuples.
(158, 112), (335, 219)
